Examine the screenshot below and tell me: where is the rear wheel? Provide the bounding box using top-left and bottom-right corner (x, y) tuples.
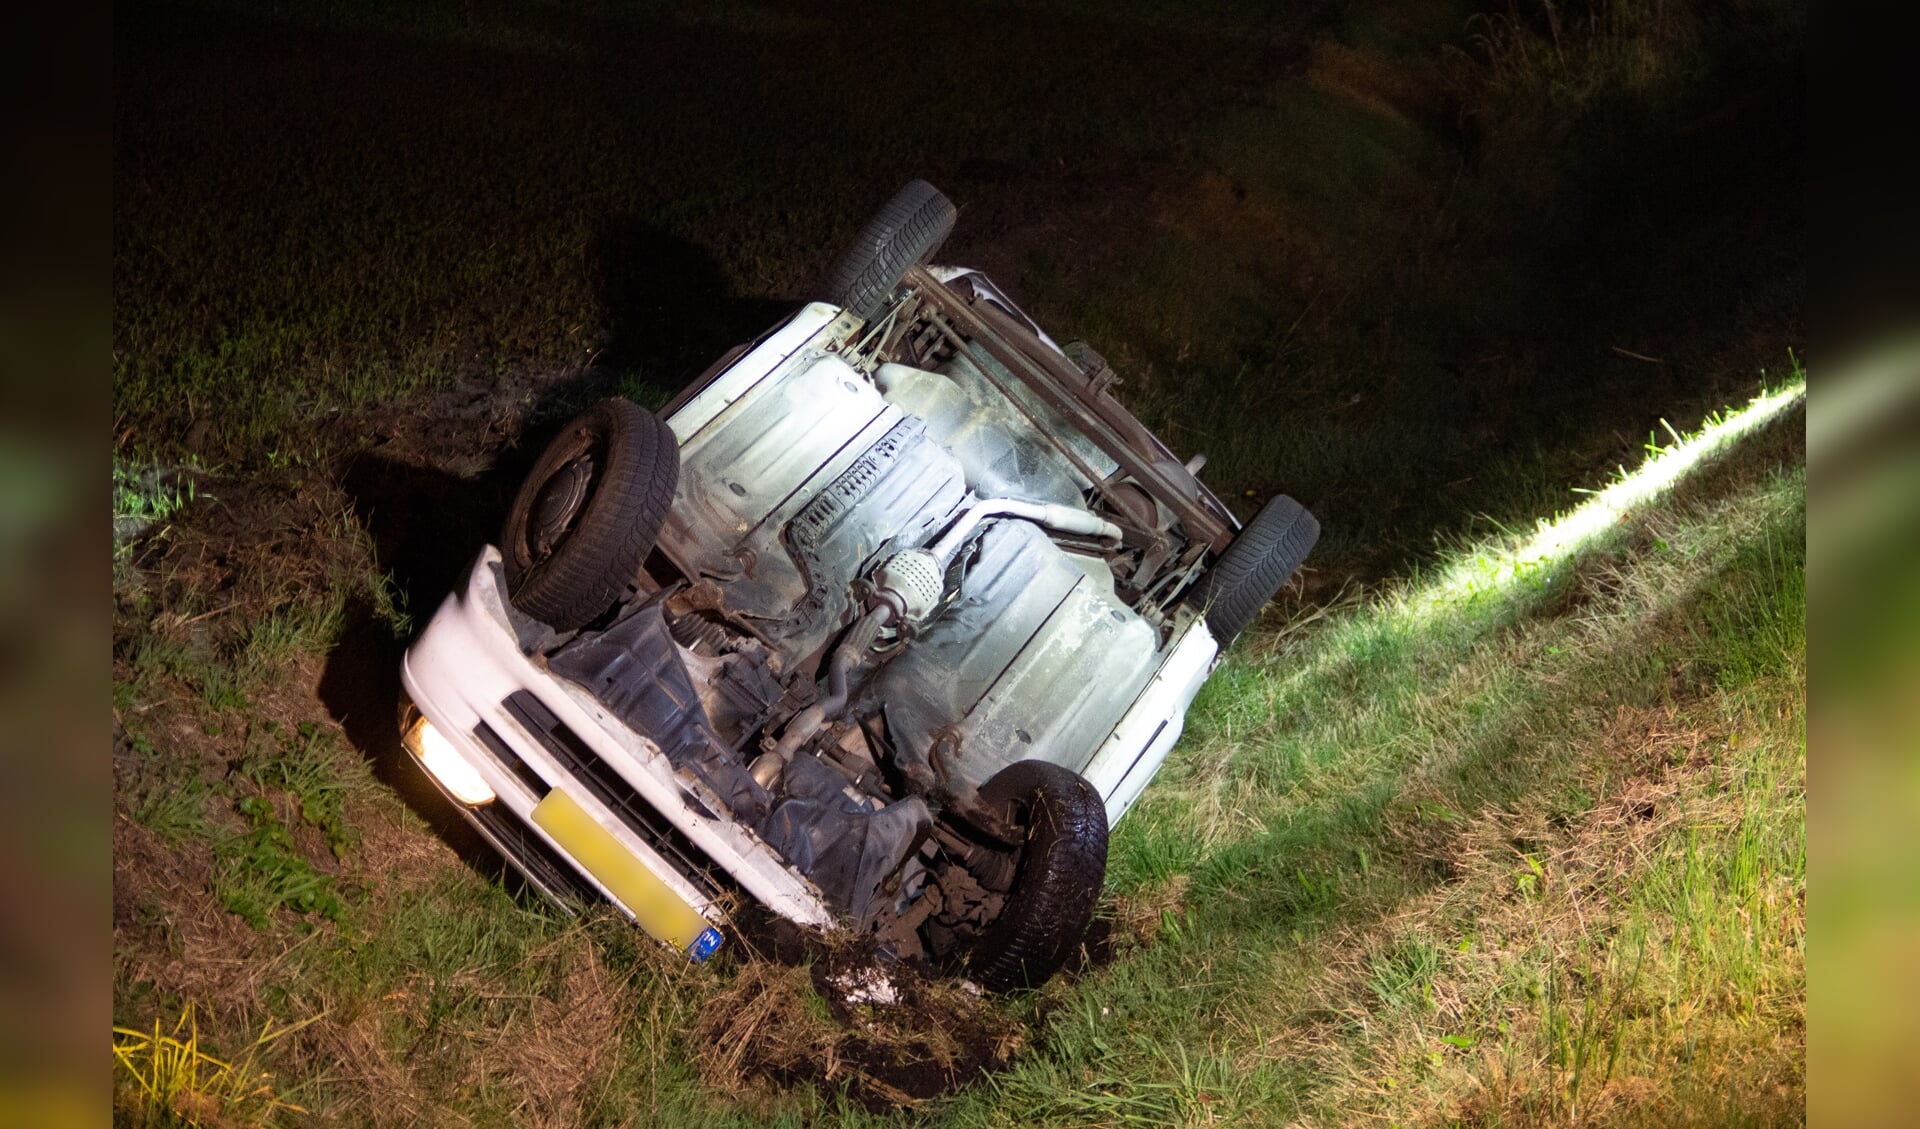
(822, 180), (957, 322)
(966, 760), (1109, 992)
(501, 398), (678, 631)
(1190, 494), (1319, 646)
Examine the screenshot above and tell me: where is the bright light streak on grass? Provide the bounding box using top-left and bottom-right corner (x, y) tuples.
(1409, 377), (1806, 620)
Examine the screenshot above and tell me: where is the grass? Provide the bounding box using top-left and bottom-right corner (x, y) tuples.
(110, 373), (1804, 1126)
(113, 456), (207, 553)
(112, 1004), (317, 1127)
(112, 0), (1803, 1124)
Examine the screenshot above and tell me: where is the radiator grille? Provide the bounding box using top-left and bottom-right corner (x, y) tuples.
(500, 690), (728, 902)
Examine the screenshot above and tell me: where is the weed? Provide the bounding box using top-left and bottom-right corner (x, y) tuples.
(240, 720), (357, 859)
(214, 795), (345, 929)
(1367, 934), (1444, 1012)
(196, 715), (366, 933)
(113, 456), (207, 554)
(195, 664), (248, 714)
(128, 765), (213, 845)
(112, 1003), (318, 1126)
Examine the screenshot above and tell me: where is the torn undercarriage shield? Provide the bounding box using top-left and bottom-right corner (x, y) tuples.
(758, 753), (930, 925)
(547, 599), (771, 822)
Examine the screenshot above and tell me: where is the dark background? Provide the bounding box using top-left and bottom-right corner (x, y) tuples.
(112, 0), (1805, 593)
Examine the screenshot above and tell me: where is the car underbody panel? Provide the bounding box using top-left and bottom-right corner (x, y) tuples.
(400, 239), (1283, 980)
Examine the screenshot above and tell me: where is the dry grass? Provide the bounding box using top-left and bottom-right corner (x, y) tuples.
(296, 1008), (426, 1127)
(112, 1003), (318, 1127)
(1247, 691), (1803, 1128)
(483, 942), (634, 1127)
(1108, 874), (1195, 950)
(695, 961), (846, 1094)
(256, 918), (647, 1127)
(113, 813), (269, 1025)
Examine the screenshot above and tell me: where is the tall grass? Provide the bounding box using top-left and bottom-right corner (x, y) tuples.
(113, 1004), (319, 1126)
(1457, 0), (1801, 113)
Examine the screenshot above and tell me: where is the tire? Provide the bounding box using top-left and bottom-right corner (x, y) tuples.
(501, 398), (679, 631)
(967, 760), (1109, 992)
(822, 180), (957, 322)
(1190, 494), (1320, 646)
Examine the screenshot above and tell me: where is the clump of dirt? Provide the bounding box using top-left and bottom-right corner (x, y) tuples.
(693, 943), (1027, 1112)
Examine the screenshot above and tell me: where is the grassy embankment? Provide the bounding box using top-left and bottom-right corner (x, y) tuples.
(113, 1), (1804, 1124)
(1001, 380), (1804, 1128)
(114, 377), (1807, 1127)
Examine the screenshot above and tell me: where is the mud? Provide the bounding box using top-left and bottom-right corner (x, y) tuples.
(693, 942), (1027, 1111)
(688, 903), (1128, 1108)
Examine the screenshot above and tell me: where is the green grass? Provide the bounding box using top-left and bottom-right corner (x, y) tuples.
(113, 456), (207, 551)
(111, 376), (1803, 1126)
(113, 0), (1803, 1123)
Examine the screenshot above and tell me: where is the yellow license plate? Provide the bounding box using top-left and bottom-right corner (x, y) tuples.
(530, 790), (718, 955)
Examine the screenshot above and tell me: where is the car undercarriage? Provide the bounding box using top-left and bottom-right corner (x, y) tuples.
(401, 182), (1319, 989)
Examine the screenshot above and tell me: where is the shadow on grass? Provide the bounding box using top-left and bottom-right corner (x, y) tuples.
(318, 454), (522, 890)
(588, 214), (797, 401)
(315, 597), (500, 883)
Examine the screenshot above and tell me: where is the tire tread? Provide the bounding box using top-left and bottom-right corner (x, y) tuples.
(1192, 494), (1320, 645)
(822, 180), (957, 322)
(968, 760), (1109, 992)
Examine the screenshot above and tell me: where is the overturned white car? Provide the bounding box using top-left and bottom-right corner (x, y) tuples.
(399, 182), (1317, 989)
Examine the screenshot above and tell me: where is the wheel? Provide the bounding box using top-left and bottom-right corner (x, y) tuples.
(501, 398), (678, 631)
(822, 180), (957, 322)
(967, 760), (1109, 992)
(1189, 494), (1319, 646)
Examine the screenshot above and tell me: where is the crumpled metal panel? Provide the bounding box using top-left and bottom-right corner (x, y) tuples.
(871, 519), (1161, 791)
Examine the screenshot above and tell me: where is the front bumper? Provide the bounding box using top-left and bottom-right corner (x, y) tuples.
(398, 548), (833, 957)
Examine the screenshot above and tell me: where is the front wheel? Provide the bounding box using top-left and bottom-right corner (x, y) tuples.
(501, 398), (679, 631)
(966, 760), (1109, 992)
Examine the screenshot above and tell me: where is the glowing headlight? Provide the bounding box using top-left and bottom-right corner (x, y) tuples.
(406, 716), (496, 806)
